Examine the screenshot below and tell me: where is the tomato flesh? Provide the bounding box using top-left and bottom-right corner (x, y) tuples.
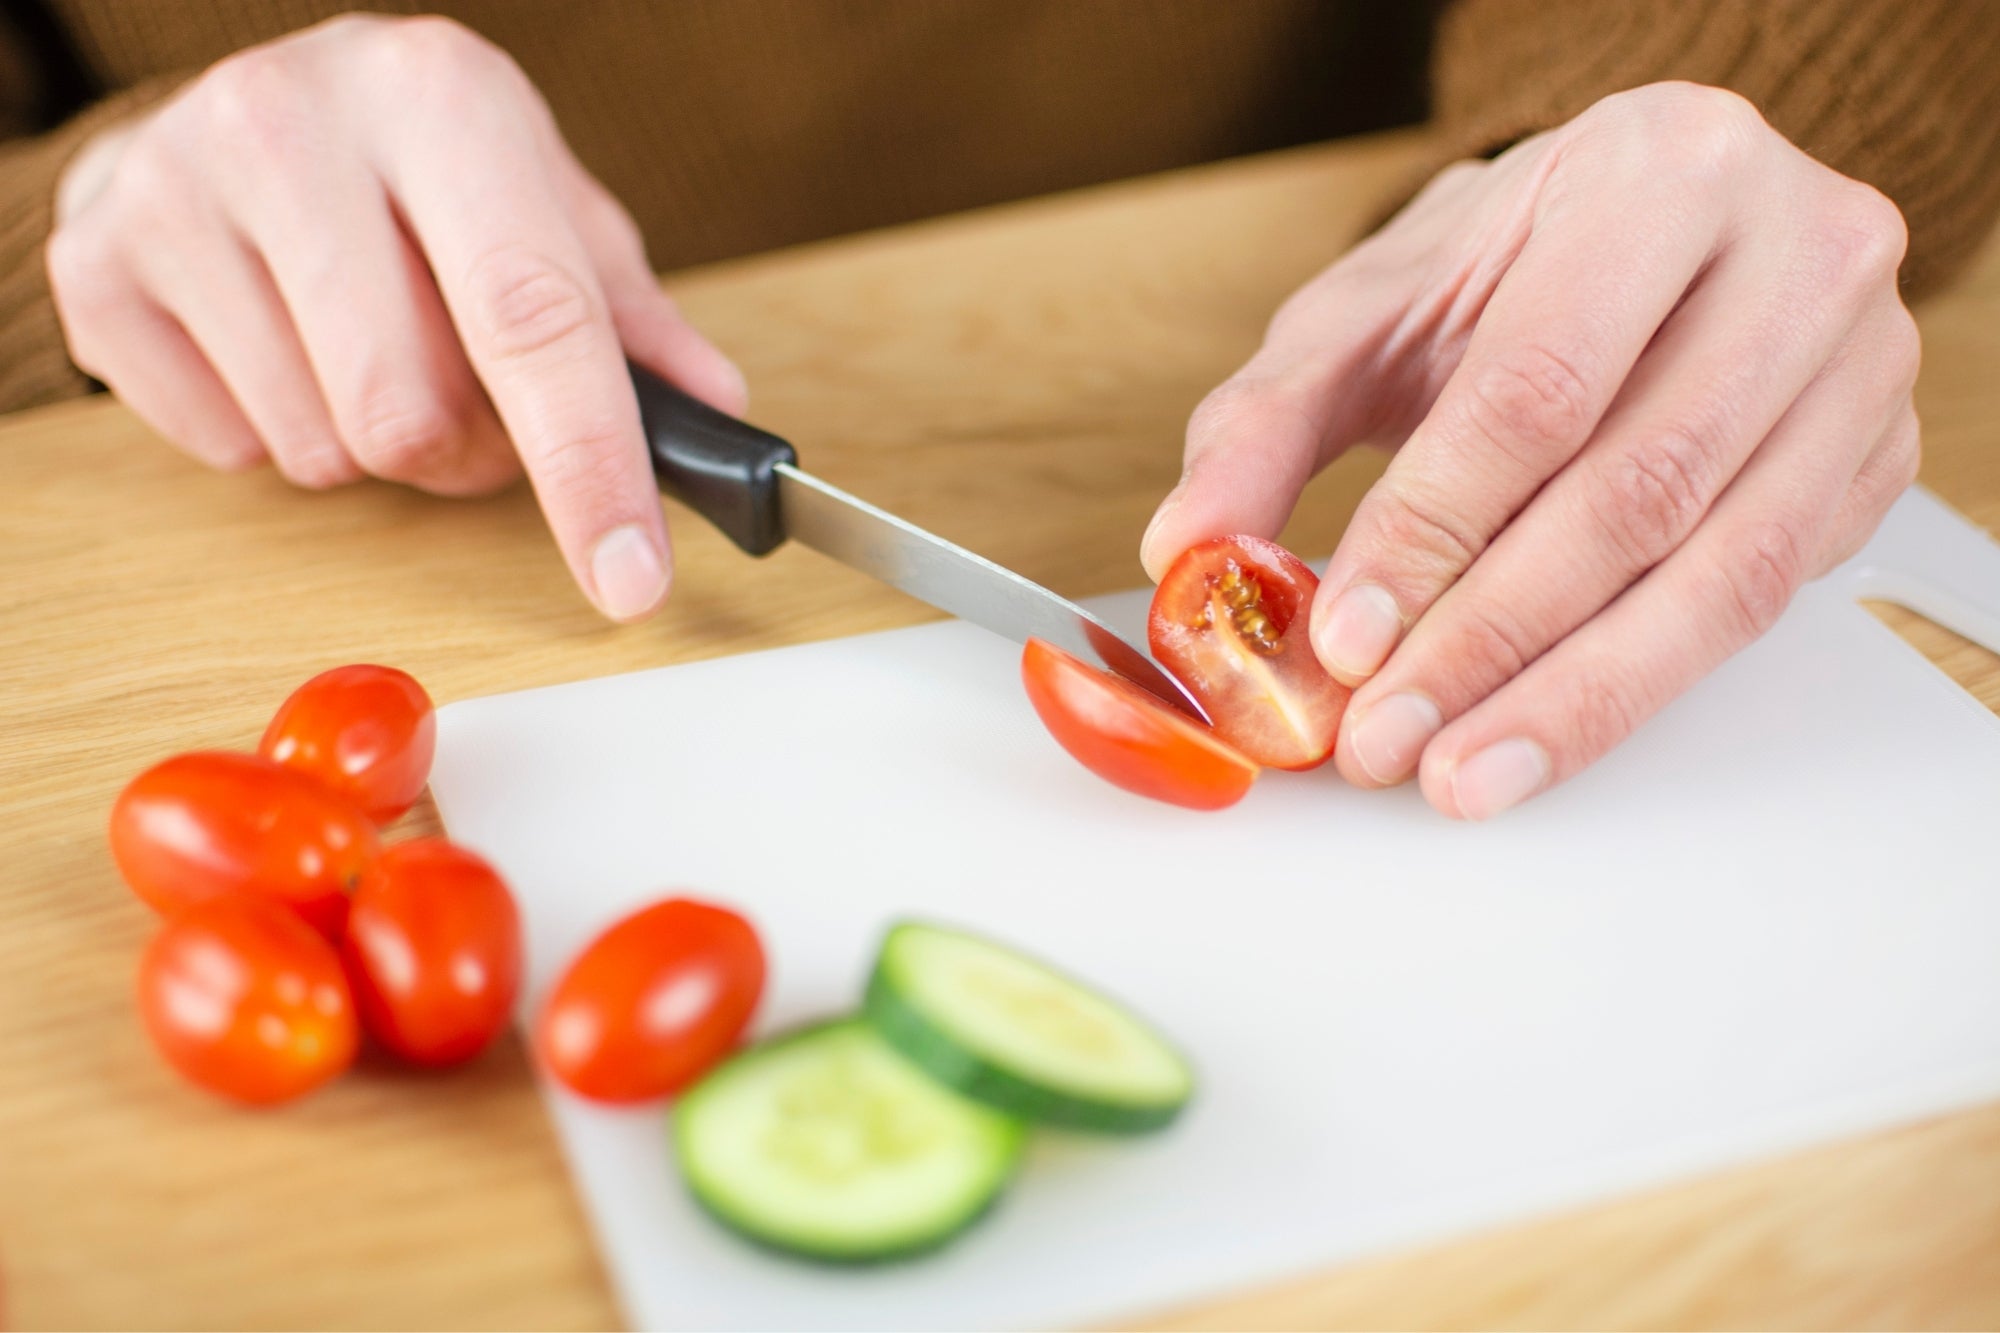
(110, 751), (379, 936)
(137, 896), (358, 1105)
(534, 897), (766, 1103)
(1148, 535), (1350, 770)
(260, 664), (436, 823)
(343, 839), (522, 1068)
(1021, 637), (1259, 811)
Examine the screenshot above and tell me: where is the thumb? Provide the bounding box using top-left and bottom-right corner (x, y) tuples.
(1144, 256), (1408, 580)
(1140, 303), (1393, 580)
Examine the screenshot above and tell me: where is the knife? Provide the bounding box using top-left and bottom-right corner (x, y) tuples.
(630, 363), (1204, 719)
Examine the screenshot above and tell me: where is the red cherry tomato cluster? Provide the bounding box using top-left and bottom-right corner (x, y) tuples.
(112, 665), (522, 1104)
(1023, 535), (1353, 810)
(111, 664), (769, 1109)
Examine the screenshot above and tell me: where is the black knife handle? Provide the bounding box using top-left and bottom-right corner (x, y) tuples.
(630, 361), (797, 556)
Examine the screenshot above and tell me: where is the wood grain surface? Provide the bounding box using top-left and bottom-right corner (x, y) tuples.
(3, 127), (1998, 1331)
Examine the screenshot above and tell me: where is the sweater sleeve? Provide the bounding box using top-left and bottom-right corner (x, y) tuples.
(1429, 0), (2000, 298)
(0, 72), (191, 413)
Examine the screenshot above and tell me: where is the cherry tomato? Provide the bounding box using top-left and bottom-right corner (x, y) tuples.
(343, 839), (522, 1067)
(260, 664), (436, 823)
(1148, 535), (1351, 770)
(137, 896), (358, 1105)
(110, 751), (378, 936)
(535, 898), (765, 1103)
(1022, 637), (1259, 810)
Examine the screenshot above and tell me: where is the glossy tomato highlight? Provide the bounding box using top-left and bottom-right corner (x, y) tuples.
(110, 751), (379, 936)
(261, 664), (436, 823)
(137, 896), (358, 1105)
(535, 898), (766, 1103)
(1021, 637), (1258, 811)
(343, 839), (522, 1067)
(1148, 535), (1350, 769)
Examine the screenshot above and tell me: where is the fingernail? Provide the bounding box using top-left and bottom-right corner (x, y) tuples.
(1348, 692), (1443, 785)
(590, 524), (669, 621)
(1315, 584), (1403, 681)
(1452, 738), (1550, 820)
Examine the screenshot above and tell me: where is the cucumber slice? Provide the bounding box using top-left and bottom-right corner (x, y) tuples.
(672, 1019), (1025, 1263)
(865, 921), (1194, 1134)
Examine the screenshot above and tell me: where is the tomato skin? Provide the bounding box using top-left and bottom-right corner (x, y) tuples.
(1148, 535), (1351, 770)
(110, 752), (379, 936)
(343, 839), (522, 1067)
(137, 896), (358, 1105)
(1021, 637), (1259, 811)
(260, 665), (436, 823)
(534, 898), (766, 1104)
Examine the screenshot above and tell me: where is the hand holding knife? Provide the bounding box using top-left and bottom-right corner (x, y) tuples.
(631, 364), (1203, 719)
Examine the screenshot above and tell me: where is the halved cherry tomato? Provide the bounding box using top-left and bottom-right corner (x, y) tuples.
(110, 751), (378, 936)
(534, 898), (765, 1103)
(260, 664), (436, 823)
(137, 896), (358, 1105)
(1148, 535), (1350, 770)
(343, 839), (522, 1067)
(1021, 637), (1259, 810)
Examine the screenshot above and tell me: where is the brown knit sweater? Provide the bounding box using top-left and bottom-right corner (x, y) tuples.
(3, 0), (1998, 415)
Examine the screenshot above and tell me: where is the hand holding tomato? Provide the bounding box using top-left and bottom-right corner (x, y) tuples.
(1143, 83), (1919, 819)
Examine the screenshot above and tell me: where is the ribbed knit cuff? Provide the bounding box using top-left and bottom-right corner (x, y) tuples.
(0, 72), (193, 413)
(1418, 0), (2000, 298)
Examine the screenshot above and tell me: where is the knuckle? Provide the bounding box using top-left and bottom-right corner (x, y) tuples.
(1565, 660), (1647, 761)
(197, 48), (306, 148)
(1457, 342), (1597, 467)
(1884, 309), (1924, 387)
(1370, 483), (1488, 576)
(1816, 183), (1909, 288)
(101, 136), (184, 214)
(1445, 600), (1540, 687)
(464, 246), (601, 362)
(1717, 520), (1808, 638)
(1185, 373), (1318, 459)
(1592, 82), (1764, 184)
(1186, 376), (1261, 446)
(343, 391), (459, 479)
(44, 228), (123, 370)
(377, 15), (511, 90)
(522, 414), (634, 495)
(44, 226), (113, 311)
(1594, 424), (1717, 568)
(271, 442), (354, 491)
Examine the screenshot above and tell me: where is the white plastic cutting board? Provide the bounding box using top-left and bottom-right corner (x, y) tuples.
(430, 486), (2000, 1332)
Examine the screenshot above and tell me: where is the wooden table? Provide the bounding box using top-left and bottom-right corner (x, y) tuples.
(5, 127), (1999, 1331)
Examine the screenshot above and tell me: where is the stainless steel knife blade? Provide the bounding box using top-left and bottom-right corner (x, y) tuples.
(775, 463), (1206, 719)
(631, 361), (1201, 718)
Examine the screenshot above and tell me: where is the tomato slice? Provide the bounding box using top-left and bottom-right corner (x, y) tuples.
(534, 897), (766, 1104)
(1021, 637), (1258, 811)
(110, 751), (380, 936)
(343, 839), (522, 1068)
(137, 896), (358, 1105)
(260, 664), (436, 824)
(1147, 535), (1350, 770)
